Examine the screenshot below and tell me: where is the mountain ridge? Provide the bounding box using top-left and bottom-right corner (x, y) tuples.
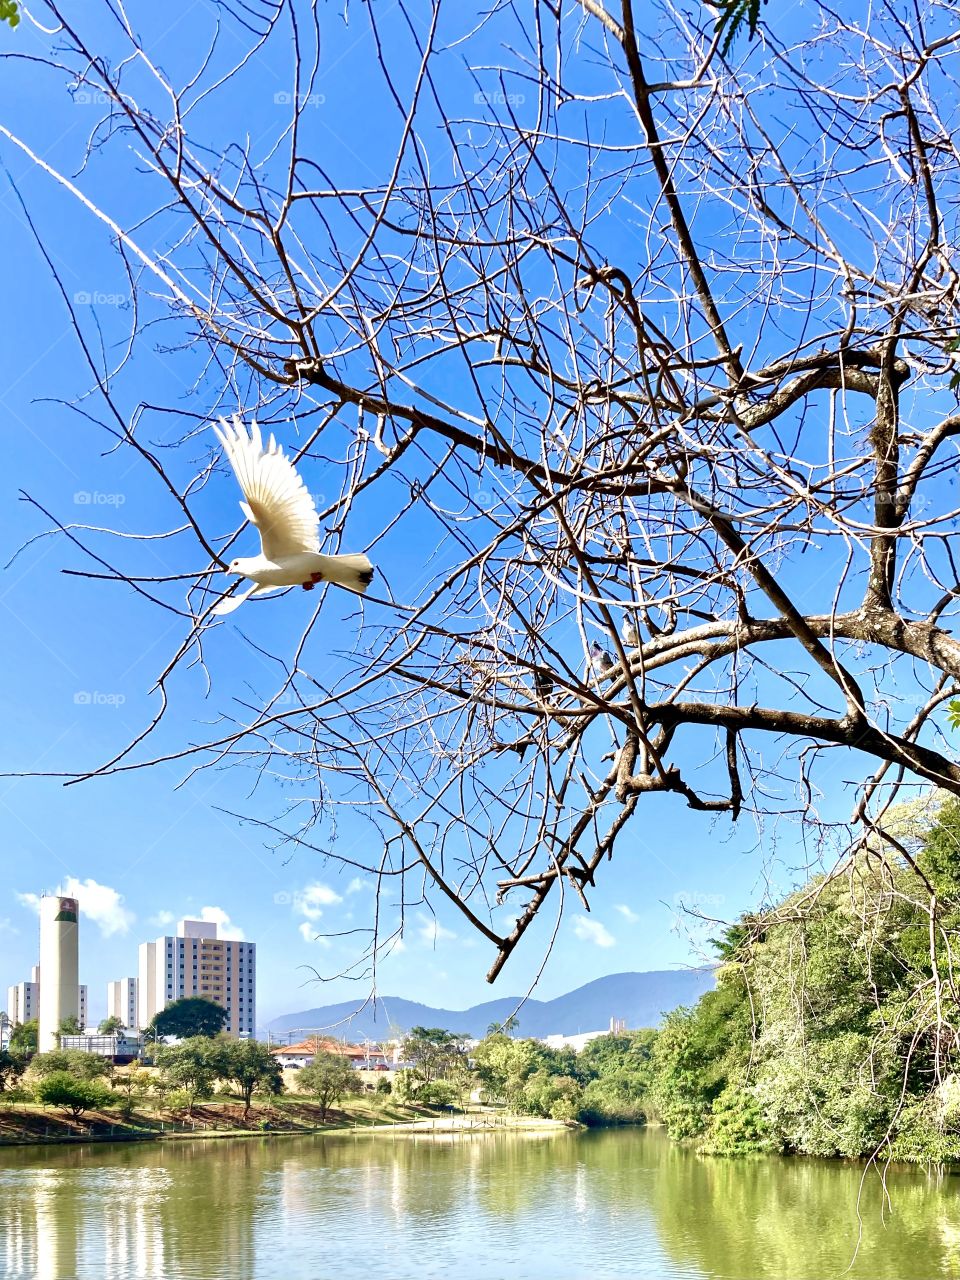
(264, 968), (715, 1040)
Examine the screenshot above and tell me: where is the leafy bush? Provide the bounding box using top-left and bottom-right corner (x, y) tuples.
(700, 1085), (777, 1155)
(29, 1050), (110, 1081)
(35, 1072), (114, 1118)
(0, 1084), (33, 1107)
(417, 1080), (458, 1108)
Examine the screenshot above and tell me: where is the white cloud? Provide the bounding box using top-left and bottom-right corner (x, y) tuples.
(614, 904), (640, 925)
(0, 917), (15, 935)
(416, 912), (456, 947)
(295, 883), (343, 921)
(17, 879), (134, 938)
(198, 905), (244, 940)
(572, 916), (616, 948)
(346, 877), (369, 895)
(150, 910), (175, 927)
(298, 921), (331, 947)
(67, 877), (134, 937)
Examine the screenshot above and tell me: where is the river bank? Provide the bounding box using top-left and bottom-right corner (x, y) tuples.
(0, 1098), (572, 1148)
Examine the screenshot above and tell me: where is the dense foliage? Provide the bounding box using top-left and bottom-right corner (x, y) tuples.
(650, 798), (960, 1160)
(296, 1052), (357, 1120)
(0, 1049), (28, 1093)
(30, 1050), (111, 1081)
(471, 1029), (656, 1125)
(146, 997), (229, 1041)
(34, 1072), (114, 1119)
(219, 1040), (283, 1117)
(8, 1019), (37, 1053)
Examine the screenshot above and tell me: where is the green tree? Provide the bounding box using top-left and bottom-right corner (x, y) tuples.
(9, 1019), (37, 1053)
(486, 1014), (520, 1036)
(29, 1050), (110, 1082)
(220, 1040), (282, 1119)
(156, 1037), (229, 1114)
(520, 1070), (583, 1121)
(417, 1079), (458, 1108)
(575, 1029), (658, 1125)
(35, 1071), (113, 1119)
(402, 1027), (468, 1092)
(98, 1016), (125, 1035)
(149, 1073), (171, 1108)
(296, 1051), (356, 1120)
(472, 1035), (543, 1108)
(0, 1049), (28, 1093)
(644, 798), (960, 1159)
(115, 1067), (149, 1117)
(57, 1015), (82, 1038)
(146, 997), (229, 1041)
(392, 1068), (417, 1104)
(651, 972), (756, 1142)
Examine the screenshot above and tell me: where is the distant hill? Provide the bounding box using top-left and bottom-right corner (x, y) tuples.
(264, 969), (714, 1041)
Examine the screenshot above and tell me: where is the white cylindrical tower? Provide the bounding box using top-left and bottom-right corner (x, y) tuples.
(38, 895), (79, 1052)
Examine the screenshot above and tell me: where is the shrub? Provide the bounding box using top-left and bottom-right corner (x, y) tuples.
(35, 1072), (114, 1119)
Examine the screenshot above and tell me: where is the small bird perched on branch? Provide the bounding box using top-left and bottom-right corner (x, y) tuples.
(622, 616), (639, 648)
(211, 416), (375, 616)
(590, 640), (615, 676)
(534, 669), (555, 699)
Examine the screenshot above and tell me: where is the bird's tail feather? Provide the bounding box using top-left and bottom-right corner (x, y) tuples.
(322, 553), (375, 595)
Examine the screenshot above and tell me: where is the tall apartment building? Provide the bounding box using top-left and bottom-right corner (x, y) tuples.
(9, 965), (89, 1029)
(7, 976), (87, 1030)
(138, 919), (255, 1037)
(7, 965), (39, 1026)
(106, 977), (139, 1030)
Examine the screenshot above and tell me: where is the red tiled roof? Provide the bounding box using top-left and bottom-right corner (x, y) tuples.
(271, 1039), (380, 1059)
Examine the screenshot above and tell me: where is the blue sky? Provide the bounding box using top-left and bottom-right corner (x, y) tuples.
(0, 0), (897, 1028)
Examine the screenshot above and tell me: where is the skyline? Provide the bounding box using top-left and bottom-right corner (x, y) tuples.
(1, 812), (768, 1026)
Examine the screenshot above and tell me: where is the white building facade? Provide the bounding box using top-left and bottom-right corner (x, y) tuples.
(106, 977), (139, 1030)
(7, 965), (39, 1027)
(138, 919), (255, 1037)
(7, 965), (86, 1031)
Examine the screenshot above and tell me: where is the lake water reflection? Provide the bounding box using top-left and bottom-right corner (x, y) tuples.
(1, 1126), (958, 1278)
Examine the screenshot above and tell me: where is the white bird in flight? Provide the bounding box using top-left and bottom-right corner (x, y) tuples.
(211, 416), (375, 616)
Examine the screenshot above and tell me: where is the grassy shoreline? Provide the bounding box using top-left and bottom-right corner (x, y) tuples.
(0, 1098), (573, 1149)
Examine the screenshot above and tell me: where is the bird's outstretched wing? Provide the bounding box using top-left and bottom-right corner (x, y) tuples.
(214, 416), (320, 559)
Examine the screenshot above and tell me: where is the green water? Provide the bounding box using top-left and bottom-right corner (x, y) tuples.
(1, 1126), (959, 1278)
